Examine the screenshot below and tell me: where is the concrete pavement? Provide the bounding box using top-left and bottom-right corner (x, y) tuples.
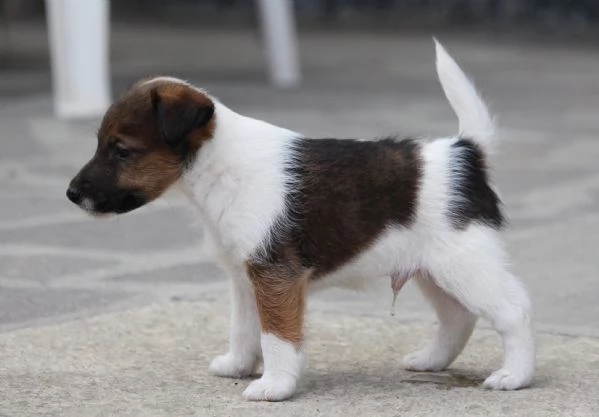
(1, 27), (599, 415)
(1, 296), (598, 417)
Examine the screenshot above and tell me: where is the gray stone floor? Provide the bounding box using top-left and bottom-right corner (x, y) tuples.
(1, 27), (599, 415)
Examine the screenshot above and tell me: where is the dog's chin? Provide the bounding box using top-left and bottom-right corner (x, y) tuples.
(78, 194), (146, 217)
(113, 193), (147, 214)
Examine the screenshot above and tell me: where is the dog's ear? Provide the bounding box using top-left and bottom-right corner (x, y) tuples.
(150, 84), (215, 148)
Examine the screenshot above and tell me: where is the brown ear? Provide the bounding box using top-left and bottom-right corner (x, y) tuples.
(150, 84), (215, 148)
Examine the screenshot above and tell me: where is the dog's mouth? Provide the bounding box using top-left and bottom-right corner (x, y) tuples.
(109, 192), (146, 214)
(67, 187), (146, 216)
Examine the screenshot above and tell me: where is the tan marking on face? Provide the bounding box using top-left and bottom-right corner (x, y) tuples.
(116, 150), (183, 201)
(96, 77), (216, 204)
(247, 260), (311, 347)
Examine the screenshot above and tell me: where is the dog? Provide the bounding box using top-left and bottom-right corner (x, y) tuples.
(67, 40), (535, 401)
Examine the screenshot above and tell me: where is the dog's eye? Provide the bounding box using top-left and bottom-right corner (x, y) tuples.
(115, 147), (131, 161)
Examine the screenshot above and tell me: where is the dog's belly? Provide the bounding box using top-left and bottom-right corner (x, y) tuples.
(308, 226), (423, 292)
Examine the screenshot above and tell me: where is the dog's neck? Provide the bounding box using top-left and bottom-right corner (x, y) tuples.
(178, 101), (299, 257)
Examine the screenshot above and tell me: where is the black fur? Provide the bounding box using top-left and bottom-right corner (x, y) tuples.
(257, 137), (422, 277)
(448, 139), (504, 230)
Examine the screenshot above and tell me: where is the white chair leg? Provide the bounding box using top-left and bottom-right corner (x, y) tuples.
(256, 0), (301, 88)
(45, 0), (111, 119)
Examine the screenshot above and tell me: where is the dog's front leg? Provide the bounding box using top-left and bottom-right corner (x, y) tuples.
(242, 262), (310, 401)
(209, 275), (261, 378)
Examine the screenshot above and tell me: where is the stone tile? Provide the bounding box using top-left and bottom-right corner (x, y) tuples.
(29, 163), (80, 179)
(0, 192), (73, 222)
(495, 168), (592, 197)
(507, 213), (599, 331)
(0, 119), (47, 159)
(310, 280), (435, 322)
(2, 297), (598, 417)
(0, 182), (63, 199)
(0, 207), (202, 252)
(0, 287), (130, 326)
(0, 254), (114, 283)
(111, 262), (226, 284)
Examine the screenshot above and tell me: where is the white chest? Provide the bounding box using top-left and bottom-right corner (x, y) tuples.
(181, 107), (297, 261)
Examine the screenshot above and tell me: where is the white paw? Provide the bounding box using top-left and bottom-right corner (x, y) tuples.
(483, 368), (532, 390)
(402, 349), (449, 372)
(209, 353), (256, 378)
(243, 374), (297, 401)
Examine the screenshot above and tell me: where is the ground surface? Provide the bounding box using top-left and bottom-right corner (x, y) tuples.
(0, 26), (598, 416)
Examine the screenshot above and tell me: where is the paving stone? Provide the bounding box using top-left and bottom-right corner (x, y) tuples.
(111, 262), (226, 284)
(0, 208), (202, 252)
(0, 191), (74, 222)
(1, 297), (598, 417)
(0, 287), (130, 326)
(0, 118), (47, 159)
(0, 254), (115, 283)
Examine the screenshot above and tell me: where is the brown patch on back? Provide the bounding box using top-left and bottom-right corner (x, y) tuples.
(245, 138), (421, 348)
(247, 254), (311, 346)
(262, 137), (422, 278)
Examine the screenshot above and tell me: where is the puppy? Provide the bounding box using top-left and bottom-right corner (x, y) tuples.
(67, 41), (535, 401)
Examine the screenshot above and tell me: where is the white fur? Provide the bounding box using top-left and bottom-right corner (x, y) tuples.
(80, 197), (95, 212)
(403, 272), (477, 371)
(243, 333), (304, 401)
(182, 101), (296, 259)
(209, 268), (261, 378)
(434, 39), (496, 153)
(173, 40), (534, 401)
(79, 197), (113, 219)
(142, 76), (192, 87)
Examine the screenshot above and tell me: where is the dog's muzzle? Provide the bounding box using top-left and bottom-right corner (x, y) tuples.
(66, 179), (145, 215)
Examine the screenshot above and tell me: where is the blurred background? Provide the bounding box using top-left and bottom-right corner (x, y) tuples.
(1, 0), (598, 347)
(2, 0), (599, 97)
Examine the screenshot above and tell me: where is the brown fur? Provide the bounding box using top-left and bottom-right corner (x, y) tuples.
(247, 256), (311, 347)
(82, 79), (216, 207)
(116, 150), (183, 201)
(243, 138), (421, 350)
(261, 137), (422, 278)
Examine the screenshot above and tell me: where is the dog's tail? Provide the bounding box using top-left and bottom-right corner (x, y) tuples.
(434, 39), (496, 153)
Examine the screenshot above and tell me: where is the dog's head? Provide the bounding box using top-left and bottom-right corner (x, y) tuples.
(67, 78), (215, 215)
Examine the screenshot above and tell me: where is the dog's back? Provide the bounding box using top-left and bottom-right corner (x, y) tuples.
(256, 40), (504, 284)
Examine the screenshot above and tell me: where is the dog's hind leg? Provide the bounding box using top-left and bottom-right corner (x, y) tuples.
(403, 272), (477, 371)
(423, 227), (535, 390)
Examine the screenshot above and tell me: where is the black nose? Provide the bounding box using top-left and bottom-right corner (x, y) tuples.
(66, 187), (82, 204)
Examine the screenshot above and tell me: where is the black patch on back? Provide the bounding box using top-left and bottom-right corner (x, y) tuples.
(448, 139), (504, 230)
(259, 137), (422, 277)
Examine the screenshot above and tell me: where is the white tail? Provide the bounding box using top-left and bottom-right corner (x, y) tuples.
(434, 39), (496, 153)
